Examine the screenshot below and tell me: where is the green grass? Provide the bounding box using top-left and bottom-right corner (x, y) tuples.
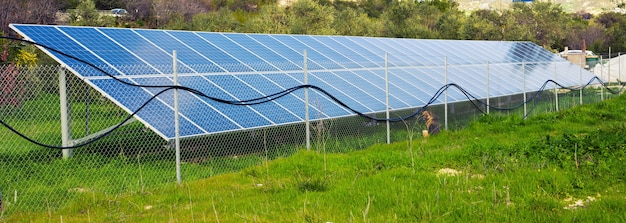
(2, 92), (626, 222)
(0, 93), (128, 154)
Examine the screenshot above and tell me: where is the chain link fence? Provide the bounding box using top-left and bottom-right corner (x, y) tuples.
(0, 61), (617, 214)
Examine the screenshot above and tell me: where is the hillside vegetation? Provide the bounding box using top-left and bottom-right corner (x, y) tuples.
(3, 0), (626, 67)
(457, 0), (624, 14)
(4, 94), (626, 222)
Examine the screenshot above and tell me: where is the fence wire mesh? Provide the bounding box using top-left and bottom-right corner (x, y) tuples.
(0, 61), (617, 214)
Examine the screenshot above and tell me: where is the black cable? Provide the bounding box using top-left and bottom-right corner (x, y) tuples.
(0, 87), (175, 149)
(85, 81), (90, 136)
(0, 36), (624, 150)
(0, 36), (293, 106)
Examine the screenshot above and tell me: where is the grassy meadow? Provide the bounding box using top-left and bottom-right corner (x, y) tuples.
(2, 91), (626, 222)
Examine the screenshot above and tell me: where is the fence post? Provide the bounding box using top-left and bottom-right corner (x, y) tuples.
(600, 55), (604, 101)
(486, 61), (490, 114)
(59, 66), (73, 159)
(580, 56), (583, 105)
(606, 47), (611, 87)
(385, 53), (390, 144)
(444, 56), (448, 131)
(554, 62), (558, 112)
(173, 50), (181, 184)
(522, 61), (527, 119)
(620, 52), (622, 95)
(304, 49), (310, 150)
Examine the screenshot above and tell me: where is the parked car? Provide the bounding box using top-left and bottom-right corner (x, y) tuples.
(110, 8), (127, 17)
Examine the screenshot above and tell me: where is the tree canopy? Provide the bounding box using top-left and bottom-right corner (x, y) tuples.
(2, 0), (626, 64)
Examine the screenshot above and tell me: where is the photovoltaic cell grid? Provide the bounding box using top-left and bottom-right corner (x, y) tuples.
(10, 24), (599, 140)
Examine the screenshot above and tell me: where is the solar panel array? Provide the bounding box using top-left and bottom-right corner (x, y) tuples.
(10, 24), (598, 140)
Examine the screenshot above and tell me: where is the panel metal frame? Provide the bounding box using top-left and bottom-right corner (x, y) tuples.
(10, 24), (600, 140)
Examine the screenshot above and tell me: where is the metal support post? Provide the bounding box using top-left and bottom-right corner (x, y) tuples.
(385, 53), (390, 144)
(523, 61), (527, 119)
(173, 50), (181, 184)
(486, 61), (490, 114)
(304, 50), (310, 150)
(59, 66), (73, 159)
(606, 47), (611, 87)
(600, 56), (604, 101)
(580, 56), (583, 105)
(444, 56), (448, 131)
(554, 62), (558, 112)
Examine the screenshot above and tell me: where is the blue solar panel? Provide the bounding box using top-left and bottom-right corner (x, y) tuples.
(199, 33), (278, 72)
(177, 76), (268, 129)
(333, 36), (384, 67)
(315, 37), (372, 67)
(332, 70), (392, 108)
(310, 71), (376, 112)
(10, 24), (600, 140)
(133, 30), (217, 73)
(236, 74), (306, 118)
(206, 74), (301, 124)
(247, 34), (306, 69)
(223, 33), (301, 71)
(300, 36), (363, 69)
(272, 35), (341, 70)
(167, 31), (245, 73)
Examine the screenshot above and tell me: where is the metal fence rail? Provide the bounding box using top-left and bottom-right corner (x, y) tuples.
(0, 61), (618, 214)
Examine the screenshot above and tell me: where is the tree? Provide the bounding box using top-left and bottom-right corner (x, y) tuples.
(418, 2), (445, 32)
(459, 9), (502, 40)
(152, 0), (178, 27)
(1, 0), (57, 36)
(209, 0), (269, 11)
(26, 0), (58, 25)
(332, 7), (380, 36)
(358, 0), (391, 18)
(288, 0), (336, 35)
(434, 10), (464, 39)
(165, 14), (191, 30)
(596, 11), (623, 28)
(0, 0), (22, 35)
(380, 0), (417, 37)
(568, 24), (607, 53)
(69, 0), (101, 26)
(329, 0), (360, 12)
(153, 0), (208, 29)
(380, 1), (441, 38)
(426, 0), (459, 13)
(509, 2), (569, 50)
(240, 4), (290, 34)
(123, 0), (153, 26)
(58, 0), (81, 10)
(1, 44), (42, 109)
(596, 12), (626, 53)
(500, 10), (534, 41)
(95, 0), (125, 10)
(192, 8), (240, 32)
(562, 13), (602, 51)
